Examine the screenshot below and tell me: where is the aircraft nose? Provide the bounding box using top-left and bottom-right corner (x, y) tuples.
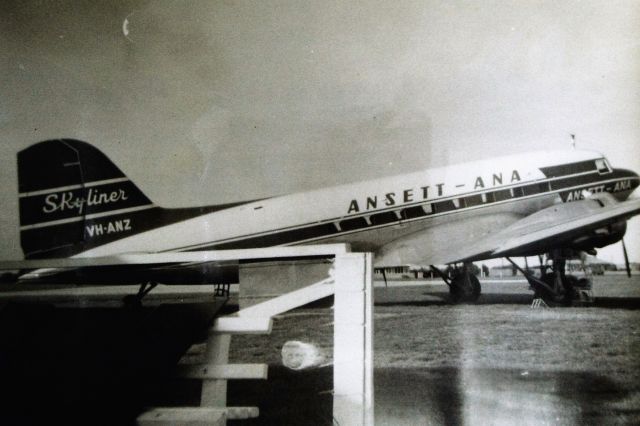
(615, 168), (640, 194)
(608, 169), (640, 201)
(630, 169), (639, 188)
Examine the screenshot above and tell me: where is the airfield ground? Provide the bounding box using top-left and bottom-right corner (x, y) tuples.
(228, 275), (640, 425)
(0, 275), (637, 424)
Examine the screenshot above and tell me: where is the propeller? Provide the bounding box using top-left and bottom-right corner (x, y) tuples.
(622, 238), (631, 278)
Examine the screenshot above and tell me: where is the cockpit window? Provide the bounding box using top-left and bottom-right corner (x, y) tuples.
(595, 158), (612, 174)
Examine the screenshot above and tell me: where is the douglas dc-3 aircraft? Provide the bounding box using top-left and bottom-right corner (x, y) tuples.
(12, 139), (640, 305)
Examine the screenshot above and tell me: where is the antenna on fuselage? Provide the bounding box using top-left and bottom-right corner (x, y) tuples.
(570, 133), (576, 149)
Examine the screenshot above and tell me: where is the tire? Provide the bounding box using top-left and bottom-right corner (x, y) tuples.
(562, 275), (579, 307)
(533, 273), (559, 305)
(449, 274), (481, 303)
(535, 273), (576, 307)
(469, 275), (481, 302)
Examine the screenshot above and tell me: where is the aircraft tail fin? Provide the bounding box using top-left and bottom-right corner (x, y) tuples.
(18, 139), (159, 259)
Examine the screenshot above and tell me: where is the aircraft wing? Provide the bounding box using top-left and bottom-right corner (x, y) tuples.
(0, 245), (348, 285)
(457, 194), (640, 262)
(376, 193), (640, 266)
(490, 198), (639, 256)
(6, 259), (240, 285)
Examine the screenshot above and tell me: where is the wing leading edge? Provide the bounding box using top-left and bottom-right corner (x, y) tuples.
(374, 193), (640, 267)
(453, 193), (640, 263)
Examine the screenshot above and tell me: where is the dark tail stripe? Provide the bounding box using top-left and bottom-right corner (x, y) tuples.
(21, 208), (163, 258)
(20, 204), (253, 259)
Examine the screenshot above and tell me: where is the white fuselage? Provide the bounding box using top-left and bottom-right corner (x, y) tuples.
(75, 149), (635, 264)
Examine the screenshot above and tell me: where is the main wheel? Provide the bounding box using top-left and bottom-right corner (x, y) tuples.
(534, 273), (577, 306)
(470, 275), (481, 301)
(449, 274), (481, 303)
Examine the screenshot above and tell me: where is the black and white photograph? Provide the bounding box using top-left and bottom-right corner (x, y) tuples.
(0, 1), (639, 424)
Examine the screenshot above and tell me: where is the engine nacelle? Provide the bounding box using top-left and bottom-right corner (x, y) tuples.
(569, 220), (627, 251)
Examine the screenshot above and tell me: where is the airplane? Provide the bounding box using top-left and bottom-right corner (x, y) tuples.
(12, 138), (640, 305)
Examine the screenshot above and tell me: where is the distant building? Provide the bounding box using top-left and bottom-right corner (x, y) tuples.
(376, 256), (633, 280)
(488, 255), (617, 277)
(374, 263), (487, 280)
(614, 262), (640, 272)
(374, 265), (437, 280)
(490, 264), (522, 277)
(374, 265), (413, 280)
(567, 256), (616, 275)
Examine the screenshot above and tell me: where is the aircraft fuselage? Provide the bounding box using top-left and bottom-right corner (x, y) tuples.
(72, 150), (639, 262)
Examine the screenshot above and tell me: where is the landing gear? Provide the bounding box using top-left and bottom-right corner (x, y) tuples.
(123, 281), (158, 308)
(214, 283), (231, 298)
(431, 263), (481, 304)
(507, 250), (593, 307)
(450, 272), (481, 303)
(534, 272), (577, 306)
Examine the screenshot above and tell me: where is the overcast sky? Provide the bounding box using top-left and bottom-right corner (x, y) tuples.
(1, 1), (638, 262)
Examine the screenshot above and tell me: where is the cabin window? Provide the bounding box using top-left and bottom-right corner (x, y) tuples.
(465, 194), (484, 207)
(595, 159), (612, 175)
(433, 200), (457, 213)
(522, 182), (550, 196)
(522, 184), (538, 196)
(492, 189), (511, 202)
(539, 181), (551, 193)
(511, 187), (524, 198)
(402, 205), (427, 220)
(551, 174), (595, 191)
(370, 211), (399, 226)
(339, 217), (368, 231)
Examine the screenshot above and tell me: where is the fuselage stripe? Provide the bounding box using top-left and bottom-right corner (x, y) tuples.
(163, 172), (639, 252)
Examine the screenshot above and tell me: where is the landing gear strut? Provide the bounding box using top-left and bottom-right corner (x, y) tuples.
(506, 250), (593, 307)
(431, 263), (481, 303)
(123, 281), (158, 308)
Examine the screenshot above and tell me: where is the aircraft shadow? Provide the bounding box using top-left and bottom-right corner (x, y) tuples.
(0, 301), (222, 425)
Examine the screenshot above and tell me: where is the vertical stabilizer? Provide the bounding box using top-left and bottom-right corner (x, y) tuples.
(18, 139), (158, 258)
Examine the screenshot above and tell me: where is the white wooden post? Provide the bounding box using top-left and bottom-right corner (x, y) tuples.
(200, 334), (231, 407)
(333, 253), (374, 425)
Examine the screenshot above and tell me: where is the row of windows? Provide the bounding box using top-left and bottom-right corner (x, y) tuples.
(374, 266), (409, 275)
(337, 180), (556, 231)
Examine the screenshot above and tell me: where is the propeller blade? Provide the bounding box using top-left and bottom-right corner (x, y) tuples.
(622, 238), (631, 278)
